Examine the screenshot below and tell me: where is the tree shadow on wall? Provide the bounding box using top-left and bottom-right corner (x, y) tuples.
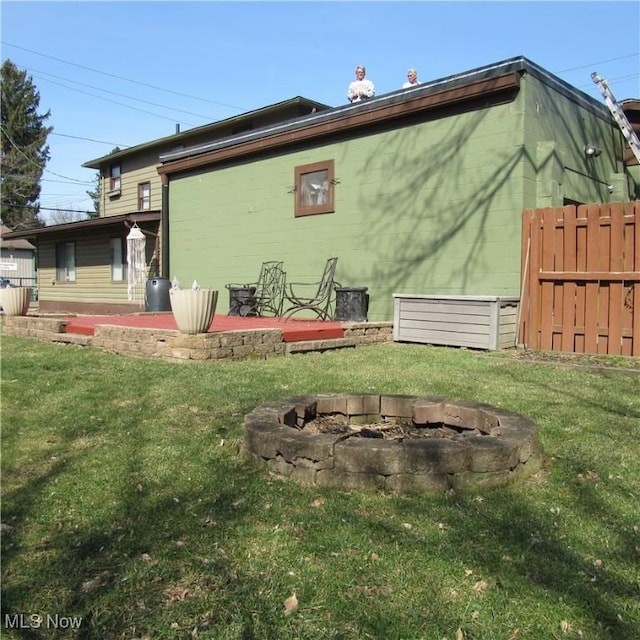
(349, 91), (597, 294)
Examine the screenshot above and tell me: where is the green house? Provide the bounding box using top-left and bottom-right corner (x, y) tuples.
(157, 56), (638, 321)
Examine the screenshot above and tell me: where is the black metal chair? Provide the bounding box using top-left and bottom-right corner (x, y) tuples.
(281, 257), (339, 321)
(254, 261), (286, 316)
(225, 261), (285, 317)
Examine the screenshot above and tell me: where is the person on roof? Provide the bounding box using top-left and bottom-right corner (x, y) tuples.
(348, 66), (375, 103)
(402, 68), (420, 89)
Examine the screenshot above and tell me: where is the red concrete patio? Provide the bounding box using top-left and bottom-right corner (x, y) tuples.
(64, 312), (346, 343)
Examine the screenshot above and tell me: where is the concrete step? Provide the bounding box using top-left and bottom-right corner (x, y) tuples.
(285, 337), (356, 355)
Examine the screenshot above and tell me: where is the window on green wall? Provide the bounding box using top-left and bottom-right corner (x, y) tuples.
(110, 237), (127, 281)
(294, 160), (335, 217)
(55, 242), (76, 282)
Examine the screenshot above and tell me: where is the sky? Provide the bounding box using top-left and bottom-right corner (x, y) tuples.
(1, 1), (639, 224)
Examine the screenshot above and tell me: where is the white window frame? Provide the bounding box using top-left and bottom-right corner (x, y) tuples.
(110, 237), (127, 281)
(56, 242), (76, 282)
(138, 182), (151, 211)
(109, 163), (121, 195)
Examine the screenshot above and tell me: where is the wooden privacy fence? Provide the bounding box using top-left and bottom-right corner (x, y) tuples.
(520, 202), (640, 356)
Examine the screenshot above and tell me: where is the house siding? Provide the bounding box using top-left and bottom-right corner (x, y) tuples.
(102, 162), (161, 217)
(95, 99), (331, 219)
(0, 248), (35, 287)
(36, 227), (157, 310)
(168, 92), (528, 321)
(521, 75), (626, 206)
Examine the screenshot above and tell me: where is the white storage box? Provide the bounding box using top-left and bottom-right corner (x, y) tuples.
(393, 294), (520, 350)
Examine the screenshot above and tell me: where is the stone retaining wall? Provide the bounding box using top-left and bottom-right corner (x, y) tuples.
(1, 316), (392, 363)
(343, 323), (393, 345)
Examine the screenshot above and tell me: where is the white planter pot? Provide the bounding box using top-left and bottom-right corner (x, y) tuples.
(169, 289), (218, 334)
(0, 287), (32, 316)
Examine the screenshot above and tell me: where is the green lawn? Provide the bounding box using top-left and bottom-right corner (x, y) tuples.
(1, 336), (639, 639)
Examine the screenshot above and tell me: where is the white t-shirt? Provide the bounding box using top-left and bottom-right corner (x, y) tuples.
(348, 79), (375, 103)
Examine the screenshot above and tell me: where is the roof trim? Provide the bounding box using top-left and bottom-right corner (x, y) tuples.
(158, 72), (521, 176)
(1, 211), (161, 240)
(81, 96), (331, 168)
(157, 55), (614, 177)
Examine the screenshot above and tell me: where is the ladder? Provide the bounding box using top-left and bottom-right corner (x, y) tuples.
(591, 71), (640, 164)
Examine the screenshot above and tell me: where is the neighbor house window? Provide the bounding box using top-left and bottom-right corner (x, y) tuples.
(110, 237), (127, 281)
(55, 242), (76, 282)
(110, 164), (121, 191)
(138, 182), (151, 210)
(294, 160), (335, 217)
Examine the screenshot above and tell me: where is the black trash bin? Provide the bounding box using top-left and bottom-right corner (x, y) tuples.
(145, 277), (172, 312)
(334, 287), (369, 322)
(228, 286), (257, 317)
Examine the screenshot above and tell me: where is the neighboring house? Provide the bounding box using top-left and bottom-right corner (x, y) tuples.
(4, 213), (162, 314)
(0, 224), (36, 292)
(3, 56), (638, 319)
(2, 97), (329, 314)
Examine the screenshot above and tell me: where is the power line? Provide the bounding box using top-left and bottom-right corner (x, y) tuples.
(555, 53), (639, 74)
(554, 52), (640, 95)
(50, 131), (130, 148)
(43, 189), (92, 198)
(26, 65), (217, 122)
(1, 125), (93, 184)
(575, 73), (640, 94)
(41, 177), (96, 185)
(2, 173), (93, 186)
(2, 40), (247, 112)
(3, 200), (96, 215)
(30, 73), (200, 127)
(1, 124), (51, 171)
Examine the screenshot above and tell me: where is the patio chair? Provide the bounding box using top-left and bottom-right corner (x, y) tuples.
(225, 261), (285, 317)
(254, 261), (287, 316)
(281, 257), (339, 321)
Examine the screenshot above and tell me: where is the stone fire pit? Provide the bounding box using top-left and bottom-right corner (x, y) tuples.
(244, 394), (544, 493)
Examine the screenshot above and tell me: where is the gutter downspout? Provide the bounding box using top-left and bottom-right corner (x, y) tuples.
(161, 174), (169, 279)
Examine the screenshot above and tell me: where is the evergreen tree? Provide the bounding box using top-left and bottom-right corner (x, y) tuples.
(86, 171), (101, 218)
(1, 59), (52, 229)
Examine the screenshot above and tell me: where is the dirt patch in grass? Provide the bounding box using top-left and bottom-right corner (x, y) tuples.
(486, 348), (640, 373)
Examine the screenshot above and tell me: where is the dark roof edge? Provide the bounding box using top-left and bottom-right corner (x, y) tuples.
(0, 225), (36, 249)
(158, 56), (612, 166)
(515, 56), (619, 114)
(82, 96), (331, 168)
(1, 211), (161, 240)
